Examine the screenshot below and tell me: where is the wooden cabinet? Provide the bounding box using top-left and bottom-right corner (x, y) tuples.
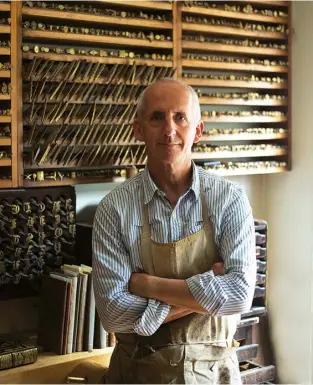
(0, 1), (291, 188)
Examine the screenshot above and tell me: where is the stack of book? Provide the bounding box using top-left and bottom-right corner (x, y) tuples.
(37, 264), (115, 355)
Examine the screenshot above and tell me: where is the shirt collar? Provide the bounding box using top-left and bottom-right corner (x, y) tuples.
(142, 161), (200, 204)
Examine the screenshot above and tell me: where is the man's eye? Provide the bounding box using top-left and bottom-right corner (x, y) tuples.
(151, 115), (163, 121)
(176, 115), (187, 121)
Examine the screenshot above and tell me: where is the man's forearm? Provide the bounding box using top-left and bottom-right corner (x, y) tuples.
(130, 273), (207, 313)
(163, 306), (193, 324)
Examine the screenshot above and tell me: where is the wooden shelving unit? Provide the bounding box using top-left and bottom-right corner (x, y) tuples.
(0, 0), (291, 188)
(181, 0), (290, 179)
(0, 2), (15, 187)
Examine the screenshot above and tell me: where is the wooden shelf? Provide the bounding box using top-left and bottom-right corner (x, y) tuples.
(0, 69), (10, 78)
(183, 59), (288, 73)
(0, 25), (10, 34)
(202, 116), (287, 123)
(185, 78), (288, 90)
(192, 148), (286, 159)
(0, 157), (11, 166)
(91, 0), (172, 11)
(23, 52), (172, 67)
(0, 46), (10, 55)
(0, 137), (11, 145)
(23, 29), (173, 49)
(24, 176), (126, 187)
(0, 179), (12, 188)
(181, 5), (288, 24)
(209, 166), (288, 177)
(0, 115), (11, 123)
(182, 41), (287, 57)
(0, 3), (10, 12)
(28, 75), (143, 86)
(0, 348), (114, 384)
(24, 99), (137, 105)
(0, 94), (10, 100)
(200, 133), (288, 142)
(182, 23), (287, 40)
(22, 8), (173, 30)
(236, 1), (289, 7)
(199, 97), (287, 106)
(24, 118), (133, 126)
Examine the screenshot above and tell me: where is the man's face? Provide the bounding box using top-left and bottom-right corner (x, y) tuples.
(133, 82), (203, 166)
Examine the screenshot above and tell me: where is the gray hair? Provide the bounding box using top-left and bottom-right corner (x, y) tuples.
(136, 78), (201, 124)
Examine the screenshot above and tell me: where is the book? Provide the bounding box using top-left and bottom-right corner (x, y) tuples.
(37, 275), (70, 355)
(76, 272), (88, 352)
(0, 338), (37, 371)
(83, 272), (96, 352)
(60, 268), (79, 354)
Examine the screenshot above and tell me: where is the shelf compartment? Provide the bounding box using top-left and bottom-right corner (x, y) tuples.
(0, 158), (11, 166)
(0, 137), (11, 145)
(185, 78), (288, 90)
(200, 133), (288, 142)
(182, 23), (287, 40)
(182, 41), (287, 57)
(181, 5), (288, 24)
(199, 97), (287, 106)
(22, 8), (173, 30)
(23, 30), (173, 49)
(0, 25), (10, 34)
(202, 116), (287, 123)
(183, 60), (288, 73)
(192, 149), (287, 159)
(23, 52), (172, 67)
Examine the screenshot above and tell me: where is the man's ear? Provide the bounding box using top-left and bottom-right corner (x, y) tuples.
(193, 120), (204, 144)
(133, 119), (145, 142)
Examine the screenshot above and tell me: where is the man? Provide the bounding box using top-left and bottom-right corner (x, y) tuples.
(92, 79), (256, 384)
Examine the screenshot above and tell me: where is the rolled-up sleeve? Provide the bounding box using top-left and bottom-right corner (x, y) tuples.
(186, 184), (256, 315)
(92, 198), (170, 336)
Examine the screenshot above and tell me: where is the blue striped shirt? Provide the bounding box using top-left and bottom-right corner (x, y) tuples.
(92, 163), (256, 336)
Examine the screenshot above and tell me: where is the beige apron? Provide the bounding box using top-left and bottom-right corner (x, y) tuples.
(106, 186), (242, 384)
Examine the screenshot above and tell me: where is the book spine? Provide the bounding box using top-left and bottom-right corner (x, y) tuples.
(67, 276), (78, 354)
(0, 348), (38, 370)
(76, 273), (88, 352)
(83, 275), (96, 352)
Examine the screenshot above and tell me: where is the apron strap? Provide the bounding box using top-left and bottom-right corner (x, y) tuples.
(200, 184), (211, 231)
(141, 199), (151, 239)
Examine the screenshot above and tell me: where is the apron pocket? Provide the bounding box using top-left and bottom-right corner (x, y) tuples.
(134, 345), (184, 384)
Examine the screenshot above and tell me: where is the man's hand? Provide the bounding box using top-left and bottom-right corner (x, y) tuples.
(212, 262), (224, 276)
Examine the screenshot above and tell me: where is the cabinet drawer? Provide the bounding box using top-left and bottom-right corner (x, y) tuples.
(240, 361), (275, 384)
(236, 344), (258, 363)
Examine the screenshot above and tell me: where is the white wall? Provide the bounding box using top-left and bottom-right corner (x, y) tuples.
(265, 2), (313, 383)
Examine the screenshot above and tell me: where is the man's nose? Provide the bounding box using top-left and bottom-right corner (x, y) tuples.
(163, 116), (176, 136)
